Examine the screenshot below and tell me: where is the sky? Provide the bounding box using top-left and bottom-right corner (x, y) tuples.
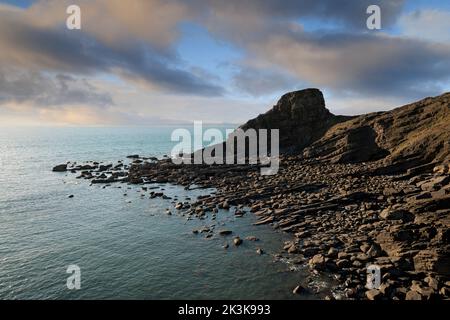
(0, 0), (449, 126)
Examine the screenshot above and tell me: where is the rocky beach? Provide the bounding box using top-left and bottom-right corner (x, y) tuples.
(53, 89), (450, 300)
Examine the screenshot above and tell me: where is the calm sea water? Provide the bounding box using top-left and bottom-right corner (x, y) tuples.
(0, 126), (325, 300)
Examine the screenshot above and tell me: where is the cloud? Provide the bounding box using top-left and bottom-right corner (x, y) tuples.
(0, 2), (224, 98)
(232, 66), (302, 97)
(0, 89), (267, 126)
(196, 0), (405, 41)
(240, 30), (450, 100)
(398, 9), (450, 43)
(189, 0), (450, 102)
(0, 0), (448, 125)
(0, 68), (113, 107)
(325, 93), (407, 115)
(26, 0), (192, 48)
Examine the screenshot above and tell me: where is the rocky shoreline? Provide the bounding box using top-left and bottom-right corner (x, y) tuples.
(52, 88), (450, 300)
(53, 155), (450, 300)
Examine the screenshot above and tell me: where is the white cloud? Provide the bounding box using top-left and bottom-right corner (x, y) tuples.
(398, 9), (450, 43)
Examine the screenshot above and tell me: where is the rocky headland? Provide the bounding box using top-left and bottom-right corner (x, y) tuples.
(54, 89), (450, 300)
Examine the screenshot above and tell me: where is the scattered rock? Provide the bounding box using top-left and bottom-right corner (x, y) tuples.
(292, 285), (306, 295)
(175, 202), (183, 210)
(420, 176), (450, 191)
(233, 237), (242, 246)
(222, 201), (230, 210)
(424, 275), (439, 291)
(327, 247), (339, 258)
(309, 254), (326, 271)
(336, 259), (351, 268)
(365, 289), (382, 300)
(405, 290), (422, 300)
(379, 208), (412, 220)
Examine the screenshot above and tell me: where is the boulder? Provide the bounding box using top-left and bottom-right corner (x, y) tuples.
(233, 237), (242, 246)
(309, 254), (326, 270)
(405, 290), (422, 300)
(420, 176), (450, 191)
(366, 289), (382, 300)
(221, 201), (230, 210)
(413, 249), (450, 276)
(336, 259), (351, 268)
(292, 285), (306, 295)
(98, 164), (113, 172)
(52, 164), (67, 172)
(379, 208), (413, 221)
(433, 164), (450, 174)
(366, 243), (382, 258)
(175, 202), (183, 210)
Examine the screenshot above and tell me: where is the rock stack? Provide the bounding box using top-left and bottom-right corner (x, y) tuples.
(240, 88), (352, 153)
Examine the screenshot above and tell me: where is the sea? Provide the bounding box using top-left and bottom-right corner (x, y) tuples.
(0, 126), (329, 299)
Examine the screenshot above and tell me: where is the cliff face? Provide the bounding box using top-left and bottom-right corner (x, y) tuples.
(241, 88), (450, 173)
(239, 88), (351, 153)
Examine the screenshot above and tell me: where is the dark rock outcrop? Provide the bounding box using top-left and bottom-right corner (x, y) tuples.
(238, 89), (449, 174)
(196, 89), (449, 175)
(52, 164), (67, 172)
(240, 88), (351, 153)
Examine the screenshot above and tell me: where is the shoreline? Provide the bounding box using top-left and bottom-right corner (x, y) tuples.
(53, 154), (450, 300)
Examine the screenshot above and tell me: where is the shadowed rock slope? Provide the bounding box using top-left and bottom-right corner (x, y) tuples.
(303, 92), (450, 173)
